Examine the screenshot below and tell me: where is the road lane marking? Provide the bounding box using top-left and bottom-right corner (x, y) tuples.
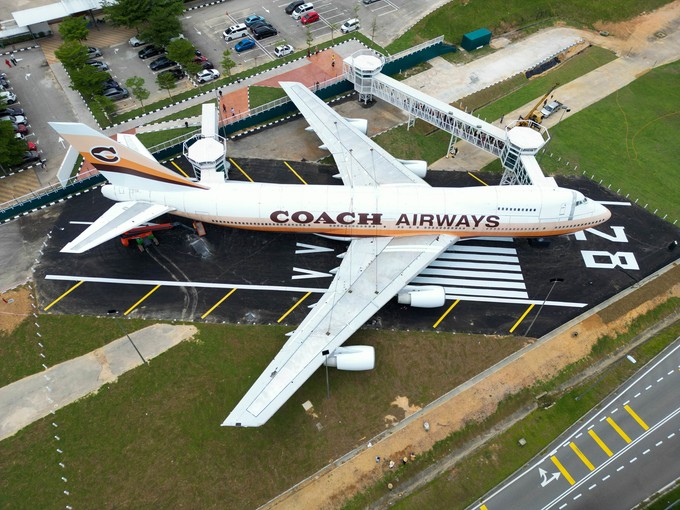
(171, 160), (190, 178)
(616, 466), (624, 472)
(432, 299), (460, 328)
(589, 484), (597, 490)
(201, 288), (236, 319)
(656, 441), (663, 446)
(467, 172), (488, 186)
(575, 432), (583, 439)
(284, 161), (308, 184)
(669, 433), (676, 439)
(634, 392), (641, 398)
(612, 407), (618, 414)
(624, 404), (649, 431)
(277, 291), (312, 323)
(643, 449), (650, 454)
(559, 504), (567, 510)
(550, 456), (575, 485)
(599, 416), (607, 422)
(124, 284), (160, 315)
(43, 280), (84, 311)
(630, 457), (637, 463)
(570, 442), (595, 471)
(645, 384), (652, 390)
(657, 377), (664, 382)
(509, 303), (534, 333)
(603, 475), (611, 481)
(607, 417), (632, 443)
(669, 370), (675, 375)
(229, 158), (254, 182)
(480, 505), (488, 510)
(623, 400), (630, 406)
(588, 430), (613, 457)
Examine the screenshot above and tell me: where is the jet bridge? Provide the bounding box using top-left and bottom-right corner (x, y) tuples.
(343, 50), (554, 186)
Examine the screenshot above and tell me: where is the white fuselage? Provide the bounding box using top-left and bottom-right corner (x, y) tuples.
(102, 181), (611, 238)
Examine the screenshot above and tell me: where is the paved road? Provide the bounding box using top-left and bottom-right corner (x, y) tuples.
(470, 333), (680, 510)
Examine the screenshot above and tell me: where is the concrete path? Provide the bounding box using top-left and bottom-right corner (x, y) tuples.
(0, 323), (197, 441)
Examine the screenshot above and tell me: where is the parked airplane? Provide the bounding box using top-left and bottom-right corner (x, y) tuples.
(50, 81), (610, 427)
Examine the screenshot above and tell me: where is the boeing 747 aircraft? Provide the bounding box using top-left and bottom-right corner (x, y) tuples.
(50, 81), (610, 427)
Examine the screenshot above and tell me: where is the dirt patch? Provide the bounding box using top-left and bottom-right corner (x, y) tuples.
(0, 286), (34, 334)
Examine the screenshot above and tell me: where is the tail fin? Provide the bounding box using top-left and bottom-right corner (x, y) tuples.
(50, 122), (208, 191)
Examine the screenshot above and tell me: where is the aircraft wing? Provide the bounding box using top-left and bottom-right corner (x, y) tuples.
(223, 233), (457, 427)
(280, 81), (429, 187)
(62, 201), (174, 253)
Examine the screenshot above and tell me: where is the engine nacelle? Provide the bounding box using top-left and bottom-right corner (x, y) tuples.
(396, 159), (428, 178)
(323, 345), (375, 371)
(397, 285), (445, 308)
(344, 117), (368, 134)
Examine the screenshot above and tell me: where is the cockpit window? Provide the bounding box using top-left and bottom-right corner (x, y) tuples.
(574, 194), (588, 206)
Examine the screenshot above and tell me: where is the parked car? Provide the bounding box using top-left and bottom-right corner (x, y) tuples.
(234, 38), (256, 52)
(252, 25), (278, 40)
(103, 78), (120, 90)
(285, 0), (305, 14)
(274, 44), (294, 58)
(540, 100), (564, 118)
(86, 46), (103, 58)
(85, 59), (110, 71)
(301, 11), (319, 25)
(249, 21), (273, 32)
(199, 60), (214, 70)
(244, 15), (266, 27)
(159, 68), (186, 81)
(223, 23), (249, 41)
(0, 74), (9, 88)
(363, 0), (381, 3)
(292, 2), (314, 20)
(340, 18), (360, 33)
(12, 123), (28, 135)
(0, 107), (23, 117)
(193, 55), (208, 63)
(128, 36), (147, 47)
(101, 87), (129, 101)
(26, 141), (37, 151)
(21, 151), (41, 164)
(138, 45), (165, 59)
(149, 56), (177, 71)
(196, 69), (220, 83)
(0, 114), (27, 125)
(0, 91), (17, 104)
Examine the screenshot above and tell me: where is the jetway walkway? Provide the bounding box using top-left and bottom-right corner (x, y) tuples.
(343, 50), (553, 186)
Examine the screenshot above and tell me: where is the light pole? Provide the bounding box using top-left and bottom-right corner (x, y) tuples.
(559, 107), (571, 123)
(524, 278), (564, 337)
(107, 310), (147, 364)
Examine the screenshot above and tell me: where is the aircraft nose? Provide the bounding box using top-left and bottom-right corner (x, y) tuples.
(597, 202), (611, 223)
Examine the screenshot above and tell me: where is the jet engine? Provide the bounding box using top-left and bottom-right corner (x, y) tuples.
(323, 345), (375, 371)
(396, 159), (428, 178)
(397, 285), (446, 308)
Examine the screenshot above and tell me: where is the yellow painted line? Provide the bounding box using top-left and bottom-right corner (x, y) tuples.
(229, 158), (254, 182)
(201, 288), (237, 319)
(124, 285), (161, 316)
(43, 281), (84, 311)
(467, 172), (488, 186)
(625, 405), (649, 431)
(277, 292), (312, 323)
(569, 442), (595, 471)
(433, 299), (460, 329)
(550, 455), (575, 485)
(171, 160), (190, 178)
(607, 417), (632, 443)
(588, 429), (613, 457)
(480, 505), (489, 510)
(284, 161), (308, 184)
(509, 303), (534, 333)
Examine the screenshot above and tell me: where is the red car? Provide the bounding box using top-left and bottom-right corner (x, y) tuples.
(26, 141), (37, 151)
(301, 11), (319, 25)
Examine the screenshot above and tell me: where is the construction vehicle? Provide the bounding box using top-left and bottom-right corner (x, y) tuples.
(120, 221), (204, 252)
(518, 83), (559, 127)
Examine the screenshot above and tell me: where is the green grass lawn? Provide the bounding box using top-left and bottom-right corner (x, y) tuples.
(387, 0), (674, 52)
(248, 85), (288, 108)
(136, 126), (197, 150)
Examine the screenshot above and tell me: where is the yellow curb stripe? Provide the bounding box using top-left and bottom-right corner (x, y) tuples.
(284, 161), (308, 185)
(467, 172), (488, 186)
(124, 285), (160, 316)
(433, 299), (460, 329)
(551, 455), (575, 485)
(588, 429), (613, 457)
(569, 442), (595, 471)
(624, 405), (649, 431)
(44, 281), (84, 311)
(171, 160), (190, 178)
(277, 292), (312, 323)
(607, 417), (632, 443)
(201, 288), (236, 319)
(509, 303), (534, 333)
(229, 158), (254, 182)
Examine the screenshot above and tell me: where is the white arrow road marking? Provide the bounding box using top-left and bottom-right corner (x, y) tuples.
(292, 267), (333, 280)
(539, 468), (561, 487)
(295, 242), (334, 255)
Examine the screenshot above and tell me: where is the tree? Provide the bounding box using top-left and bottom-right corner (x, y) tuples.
(93, 95), (117, 121)
(102, 0), (153, 32)
(167, 38), (200, 74)
(142, 0), (184, 48)
(371, 17), (378, 42)
(353, 2), (360, 19)
(125, 76), (151, 111)
(328, 22), (338, 44)
(54, 41), (89, 71)
(58, 16), (89, 42)
(306, 26), (313, 54)
(221, 49), (236, 77)
(156, 72), (177, 99)
(0, 120), (27, 171)
(70, 65), (108, 99)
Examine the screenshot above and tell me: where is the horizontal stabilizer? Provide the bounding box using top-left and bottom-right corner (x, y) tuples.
(62, 201), (174, 253)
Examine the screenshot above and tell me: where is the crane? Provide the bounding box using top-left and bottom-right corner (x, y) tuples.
(518, 83), (559, 127)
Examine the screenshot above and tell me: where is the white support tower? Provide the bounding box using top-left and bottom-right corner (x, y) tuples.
(182, 103), (230, 183)
(342, 50), (553, 186)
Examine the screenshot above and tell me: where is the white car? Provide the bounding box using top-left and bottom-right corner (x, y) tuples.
(340, 18), (360, 34)
(274, 44), (294, 58)
(129, 36), (147, 47)
(196, 69), (220, 83)
(540, 100), (564, 118)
